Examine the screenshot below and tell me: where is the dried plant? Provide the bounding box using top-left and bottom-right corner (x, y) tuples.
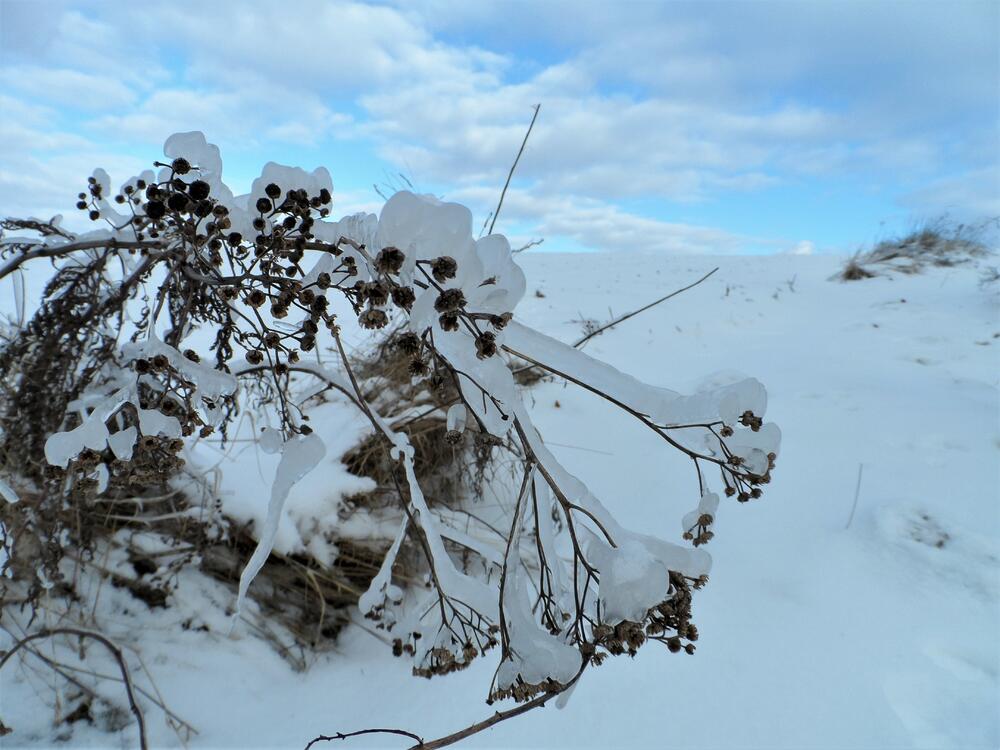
(0, 132), (780, 747)
(837, 218), (994, 281)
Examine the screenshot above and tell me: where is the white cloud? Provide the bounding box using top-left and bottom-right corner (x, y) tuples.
(791, 241), (815, 256)
(0, 66), (137, 110)
(1, 0), (995, 254)
(900, 167), (1000, 221)
(450, 186), (759, 255)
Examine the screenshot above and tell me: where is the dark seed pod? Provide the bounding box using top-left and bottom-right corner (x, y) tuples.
(167, 193), (188, 212)
(188, 179), (211, 201)
(391, 286), (415, 310)
(375, 246), (405, 274)
(430, 256), (457, 282)
(145, 201), (166, 220)
(434, 288), (466, 313)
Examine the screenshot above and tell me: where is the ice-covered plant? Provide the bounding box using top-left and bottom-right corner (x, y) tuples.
(0, 132), (779, 742)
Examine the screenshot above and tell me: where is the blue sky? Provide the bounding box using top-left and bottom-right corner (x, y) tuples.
(0, 0), (996, 254)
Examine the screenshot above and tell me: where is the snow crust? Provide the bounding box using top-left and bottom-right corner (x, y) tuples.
(3, 252), (996, 750)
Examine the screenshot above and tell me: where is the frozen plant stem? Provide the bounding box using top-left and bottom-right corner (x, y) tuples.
(845, 463), (864, 530)
(486, 104), (540, 236)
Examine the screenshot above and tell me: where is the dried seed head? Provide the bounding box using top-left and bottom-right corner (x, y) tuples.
(490, 312), (513, 329)
(391, 286), (415, 310)
(430, 256), (457, 282)
(439, 312), (460, 331)
(475, 331), (497, 359)
(434, 288), (466, 313)
(366, 282), (390, 307)
(375, 246), (405, 274)
(167, 193), (188, 212)
(359, 308), (389, 329)
(395, 332), (421, 355)
(408, 358), (429, 377)
(171, 157), (191, 174)
(188, 180), (210, 201)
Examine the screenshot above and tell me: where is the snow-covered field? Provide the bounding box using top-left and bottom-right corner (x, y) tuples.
(3, 251), (998, 749)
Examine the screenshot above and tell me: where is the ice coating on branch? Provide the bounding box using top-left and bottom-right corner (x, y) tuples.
(506, 323), (769, 427)
(682, 491), (720, 534)
(436, 326), (518, 436)
(122, 336), (237, 402)
(258, 427), (283, 455)
(236, 433), (327, 615)
(108, 427), (137, 461)
(374, 191), (479, 287)
(0, 478), (17, 504)
(497, 554), (582, 689)
(44, 388), (129, 468)
(588, 537), (671, 625)
(249, 163), (333, 206)
(309, 212), (377, 284)
(358, 517), (409, 616)
(446, 403), (467, 434)
(512, 399), (712, 581)
(468, 234), (527, 316)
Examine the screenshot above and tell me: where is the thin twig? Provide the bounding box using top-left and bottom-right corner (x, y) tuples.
(573, 267), (718, 348)
(512, 238), (544, 254)
(486, 104), (540, 236)
(305, 665), (585, 750)
(305, 728), (424, 749)
(845, 463), (864, 530)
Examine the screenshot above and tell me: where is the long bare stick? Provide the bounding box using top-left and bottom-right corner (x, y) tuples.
(0, 627), (148, 750)
(305, 665), (585, 750)
(305, 728), (423, 749)
(573, 267), (718, 348)
(844, 463), (864, 530)
(487, 104), (540, 236)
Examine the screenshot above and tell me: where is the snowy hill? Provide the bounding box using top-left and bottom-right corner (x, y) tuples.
(3, 251), (997, 749)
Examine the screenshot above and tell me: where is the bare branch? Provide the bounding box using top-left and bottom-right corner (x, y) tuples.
(486, 104), (540, 236)
(573, 267), (718, 348)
